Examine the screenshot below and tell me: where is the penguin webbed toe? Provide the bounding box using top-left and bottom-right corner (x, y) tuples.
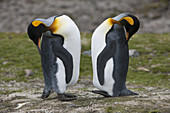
(63, 93), (77, 97)
(119, 89), (138, 96)
(57, 93), (77, 101)
(92, 90), (111, 97)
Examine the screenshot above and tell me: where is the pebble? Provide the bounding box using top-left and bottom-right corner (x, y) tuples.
(129, 49), (140, 57)
(137, 67), (150, 72)
(24, 69), (34, 77)
(82, 50), (91, 56)
(2, 61), (8, 65)
(67, 103), (80, 108)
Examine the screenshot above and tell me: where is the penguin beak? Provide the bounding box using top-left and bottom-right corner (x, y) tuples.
(118, 16), (134, 41)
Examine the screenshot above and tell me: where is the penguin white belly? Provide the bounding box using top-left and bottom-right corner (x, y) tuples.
(55, 58), (66, 94)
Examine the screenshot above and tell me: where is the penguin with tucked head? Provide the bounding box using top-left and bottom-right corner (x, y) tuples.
(27, 15), (81, 101)
(91, 13), (140, 97)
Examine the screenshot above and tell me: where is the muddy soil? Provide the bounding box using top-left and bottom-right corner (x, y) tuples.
(0, 0), (170, 33)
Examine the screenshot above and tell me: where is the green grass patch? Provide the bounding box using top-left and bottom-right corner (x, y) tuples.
(0, 32), (169, 89)
(128, 33), (170, 88)
(0, 32), (42, 82)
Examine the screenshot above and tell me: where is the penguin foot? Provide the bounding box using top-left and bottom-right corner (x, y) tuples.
(57, 93), (77, 101)
(92, 90), (111, 97)
(41, 89), (52, 99)
(63, 93), (77, 98)
(119, 89), (138, 96)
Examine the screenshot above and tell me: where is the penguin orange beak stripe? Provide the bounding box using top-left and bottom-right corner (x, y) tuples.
(126, 32), (129, 41)
(38, 37), (41, 49)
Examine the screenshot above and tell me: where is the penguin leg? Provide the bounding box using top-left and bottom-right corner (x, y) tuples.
(57, 93), (77, 101)
(41, 70), (53, 99)
(91, 90), (111, 97)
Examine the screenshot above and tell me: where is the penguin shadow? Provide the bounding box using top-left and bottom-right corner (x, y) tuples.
(37, 92), (78, 101)
(36, 89), (138, 102)
(91, 89), (138, 98)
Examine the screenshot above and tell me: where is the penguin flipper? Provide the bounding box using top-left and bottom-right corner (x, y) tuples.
(52, 38), (73, 84)
(97, 43), (116, 86)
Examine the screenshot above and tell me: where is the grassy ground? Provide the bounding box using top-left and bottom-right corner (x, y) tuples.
(0, 32), (169, 112)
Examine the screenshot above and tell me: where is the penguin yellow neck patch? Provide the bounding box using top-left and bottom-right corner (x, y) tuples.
(108, 18), (120, 25)
(120, 17), (134, 26)
(49, 18), (59, 33)
(32, 20), (47, 27)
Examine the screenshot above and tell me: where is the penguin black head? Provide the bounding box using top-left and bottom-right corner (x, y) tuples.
(113, 13), (140, 41)
(27, 15), (79, 52)
(27, 20), (48, 50)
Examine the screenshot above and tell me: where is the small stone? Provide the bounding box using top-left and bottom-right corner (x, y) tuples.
(138, 94), (148, 98)
(24, 69), (34, 77)
(2, 61), (8, 65)
(137, 67), (150, 72)
(129, 49), (140, 57)
(67, 103), (80, 108)
(82, 50), (91, 56)
(15, 102), (29, 109)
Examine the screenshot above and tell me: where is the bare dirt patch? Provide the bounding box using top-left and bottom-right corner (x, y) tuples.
(0, 78), (170, 112)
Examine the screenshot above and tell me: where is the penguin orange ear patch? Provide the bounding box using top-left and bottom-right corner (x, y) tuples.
(32, 20), (47, 27)
(120, 17), (134, 26)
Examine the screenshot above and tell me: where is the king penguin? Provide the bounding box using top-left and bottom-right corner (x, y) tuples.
(27, 15), (81, 101)
(91, 13), (140, 97)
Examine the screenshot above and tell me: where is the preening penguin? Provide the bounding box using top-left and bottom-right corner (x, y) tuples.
(91, 13), (140, 97)
(27, 15), (81, 101)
